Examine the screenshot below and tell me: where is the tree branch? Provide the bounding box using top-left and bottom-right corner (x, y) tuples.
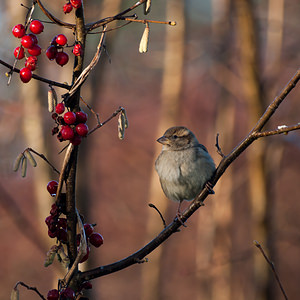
(78, 69), (300, 282)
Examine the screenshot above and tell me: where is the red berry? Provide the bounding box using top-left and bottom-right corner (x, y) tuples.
(21, 35), (35, 49)
(84, 223), (94, 237)
(75, 123), (88, 137)
(80, 246), (90, 263)
(64, 111), (76, 124)
(75, 111), (88, 123)
(81, 281), (92, 290)
(70, 135), (82, 146)
(20, 67), (32, 83)
(89, 232), (104, 248)
(45, 215), (54, 227)
(63, 3), (73, 14)
(28, 44), (41, 56)
(47, 180), (58, 196)
(56, 52), (69, 66)
(50, 203), (59, 216)
(28, 33), (38, 45)
(60, 125), (75, 140)
(60, 287), (75, 300)
(48, 229), (57, 238)
(12, 24), (25, 38)
(46, 45), (58, 60)
(47, 289), (59, 300)
(14, 46), (25, 59)
(70, 0), (82, 9)
(57, 228), (68, 243)
(30, 20), (44, 34)
(55, 103), (65, 114)
(56, 34), (67, 46)
(25, 56), (38, 71)
(73, 44), (83, 56)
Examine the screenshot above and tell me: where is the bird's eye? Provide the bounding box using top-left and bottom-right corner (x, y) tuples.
(173, 135), (178, 139)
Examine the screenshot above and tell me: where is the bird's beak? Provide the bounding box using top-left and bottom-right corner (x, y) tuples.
(157, 136), (169, 145)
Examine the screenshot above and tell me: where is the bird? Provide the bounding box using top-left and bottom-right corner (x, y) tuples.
(155, 126), (216, 218)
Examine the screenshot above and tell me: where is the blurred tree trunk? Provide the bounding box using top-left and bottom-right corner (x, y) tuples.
(234, 1), (269, 299)
(202, 1), (235, 300)
(141, 1), (185, 300)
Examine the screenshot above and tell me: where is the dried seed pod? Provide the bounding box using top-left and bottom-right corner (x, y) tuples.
(144, 0), (151, 14)
(21, 156), (27, 178)
(57, 246), (70, 268)
(139, 23), (150, 53)
(48, 86), (58, 113)
(24, 149), (37, 167)
(10, 286), (19, 300)
(118, 113), (125, 140)
(44, 245), (58, 267)
(13, 153), (24, 172)
(121, 108), (129, 129)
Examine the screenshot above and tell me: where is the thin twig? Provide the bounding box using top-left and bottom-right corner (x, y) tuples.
(80, 96), (101, 125)
(149, 203), (167, 228)
(0, 59), (71, 90)
(14, 281), (46, 300)
(215, 133), (225, 158)
(65, 26), (107, 101)
(254, 241), (289, 300)
(35, 0), (75, 29)
(88, 106), (124, 135)
(118, 17), (176, 26)
(27, 148), (60, 174)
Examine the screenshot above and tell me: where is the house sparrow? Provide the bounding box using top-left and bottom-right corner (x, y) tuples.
(155, 126), (216, 215)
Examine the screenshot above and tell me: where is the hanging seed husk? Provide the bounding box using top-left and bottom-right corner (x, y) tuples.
(13, 153), (24, 172)
(57, 246), (70, 268)
(121, 108), (129, 129)
(10, 286), (19, 300)
(44, 245), (58, 267)
(144, 0), (151, 14)
(21, 156), (27, 178)
(139, 23), (150, 53)
(24, 149), (37, 167)
(48, 87), (58, 112)
(118, 113), (125, 140)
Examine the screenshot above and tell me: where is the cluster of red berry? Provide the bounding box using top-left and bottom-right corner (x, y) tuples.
(51, 102), (89, 145)
(63, 0), (82, 14)
(46, 34), (69, 66)
(12, 20), (44, 83)
(47, 280), (92, 300)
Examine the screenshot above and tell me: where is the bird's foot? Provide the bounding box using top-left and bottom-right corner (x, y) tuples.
(205, 181), (215, 194)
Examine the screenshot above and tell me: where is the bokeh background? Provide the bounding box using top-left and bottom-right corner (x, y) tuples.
(1, 0), (300, 299)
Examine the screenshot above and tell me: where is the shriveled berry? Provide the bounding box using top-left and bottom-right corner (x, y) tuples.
(45, 215), (54, 227)
(75, 111), (87, 123)
(48, 229), (57, 238)
(20, 67), (32, 83)
(70, 0), (82, 9)
(25, 56), (38, 71)
(75, 123), (88, 137)
(84, 223), (94, 237)
(14, 46), (25, 59)
(60, 287), (75, 300)
(73, 44), (83, 56)
(81, 281), (92, 290)
(28, 44), (41, 56)
(50, 203), (59, 216)
(56, 34), (67, 46)
(21, 35), (35, 49)
(63, 3), (73, 14)
(47, 180), (58, 196)
(30, 20), (44, 34)
(56, 52), (69, 66)
(47, 289), (59, 300)
(57, 228), (68, 243)
(89, 232), (104, 248)
(55, 103), (65, 114)
(64, 111), (76, 124)
(12, 24), (25, 38)
(58, 218), (67, 229)
(70, 134), (82, 146)
(46, 45), (58, 60)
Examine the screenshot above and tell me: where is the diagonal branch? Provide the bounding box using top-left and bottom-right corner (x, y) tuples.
(78, 68), (300, 283)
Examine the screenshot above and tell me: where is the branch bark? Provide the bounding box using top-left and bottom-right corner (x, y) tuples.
(79, 69), (300, 282)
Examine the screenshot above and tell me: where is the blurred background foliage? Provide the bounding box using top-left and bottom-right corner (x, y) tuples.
(0, 0), (300, 299)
